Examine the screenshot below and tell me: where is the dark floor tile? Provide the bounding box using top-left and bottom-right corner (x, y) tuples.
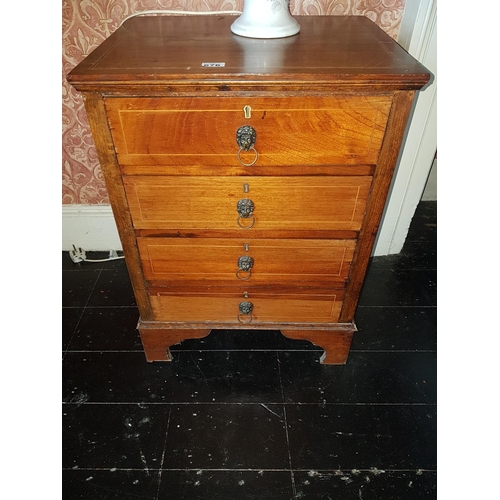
(63, 308), (84, 351)
(63, 352), (174, 403)
(158, 470), (294, 500)
(405, 201), (437, 243)
(87, 269), (136, 307)
(66, 307), (141, 351)
(170, 351), (283, 403)
(286, 404), (436, 470)
(358, 269), (437, 307)
(62, 403), (170, 469)
(274, 332), (324, 351)
(367, 240), (436, 271)
(279, 351), (436, 404)
(62, 270), (100, 307)
(401, 239), (436, 267)
(162, 404), (289, 470)
(63, 350), (284, 404)
(62, 469), (160, 500)
(294, 469), (436, 500)
(171, 329), (285, 351)
(352, 307), (437, 351)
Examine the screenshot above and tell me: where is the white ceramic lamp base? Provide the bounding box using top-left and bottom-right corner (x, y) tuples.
(231, 0), (300, 39)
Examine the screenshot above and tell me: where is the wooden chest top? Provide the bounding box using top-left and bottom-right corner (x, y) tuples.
(67, 15), (430, 93)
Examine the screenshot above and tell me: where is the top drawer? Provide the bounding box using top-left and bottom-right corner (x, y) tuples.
(105, 96), (391, 167)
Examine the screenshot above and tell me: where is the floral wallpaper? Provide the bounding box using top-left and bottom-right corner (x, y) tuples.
(62, 0), (406, 204)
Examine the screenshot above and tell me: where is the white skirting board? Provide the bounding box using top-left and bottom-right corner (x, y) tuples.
(62, 204), (122, 251)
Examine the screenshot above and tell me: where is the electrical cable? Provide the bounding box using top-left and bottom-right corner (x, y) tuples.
(120, 10), (241, 27)
(69, 246), (124, 264)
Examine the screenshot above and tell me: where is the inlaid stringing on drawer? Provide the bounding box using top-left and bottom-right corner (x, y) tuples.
(150, 291), (344, 324)
(105, 96), (392, 166)
(124, 176), (372, 231)
(138, 237), (356, 286)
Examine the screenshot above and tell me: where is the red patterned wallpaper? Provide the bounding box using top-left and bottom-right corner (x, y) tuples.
(62, 0), (406, 204)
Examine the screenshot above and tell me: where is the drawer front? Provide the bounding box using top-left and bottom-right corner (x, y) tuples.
(105, 96), (391, 166)
(124, 176), (372, 231)
(138, 237), (356, 286)
(150, 291), (343, 324)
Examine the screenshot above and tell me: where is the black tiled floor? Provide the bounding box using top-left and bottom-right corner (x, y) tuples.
(62, 201), (437, 499)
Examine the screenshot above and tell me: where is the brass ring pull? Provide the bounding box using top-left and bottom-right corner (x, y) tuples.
(237, 215), (255, 229)
(238, 301), (253, 323)
(236, 256), (254, 280)
(236, 269), (252, 280)
(238, 313), (253, 324)
(237, 147), (258, 167)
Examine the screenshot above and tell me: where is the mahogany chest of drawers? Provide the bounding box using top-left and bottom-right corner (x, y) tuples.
(68, 15), (429, 364)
